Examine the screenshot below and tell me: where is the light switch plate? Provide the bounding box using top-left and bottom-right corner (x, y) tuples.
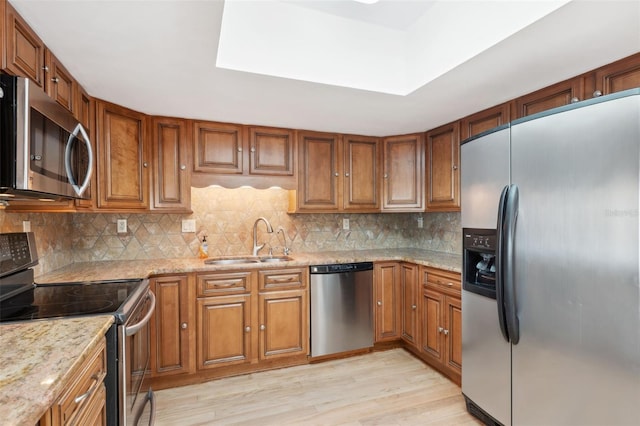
(182, 219), (196, 233)
(117, 219), (127, 233)
(22, 221), (31, 232)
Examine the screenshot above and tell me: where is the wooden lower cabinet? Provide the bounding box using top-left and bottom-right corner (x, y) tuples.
(40, 338), (107, 425)
(374, 262), (401, 342)
(197, 294), (254, 368)
(418, 267), (462, 384)
(150, 275), (194, 377)
(258, 290), (308, 360)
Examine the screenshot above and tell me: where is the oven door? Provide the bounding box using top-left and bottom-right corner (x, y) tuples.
(120, 290), (156, 426)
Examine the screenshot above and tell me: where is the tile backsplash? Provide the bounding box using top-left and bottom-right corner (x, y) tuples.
(1, 186), (461, 275)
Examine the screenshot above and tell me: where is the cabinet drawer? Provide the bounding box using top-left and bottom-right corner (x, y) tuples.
(259, 268), (307, 291)
(197, 271), (255, 296)
(423, 268), (461, 294)
(53, 338), (106, 426)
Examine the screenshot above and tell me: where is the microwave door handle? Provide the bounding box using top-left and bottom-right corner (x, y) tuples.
(125, 291), (156, 336)
(64, 123), (93, 197)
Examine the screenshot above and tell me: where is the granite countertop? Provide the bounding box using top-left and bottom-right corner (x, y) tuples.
(0, 316), (114, 425)
(36, 248), (461, 283)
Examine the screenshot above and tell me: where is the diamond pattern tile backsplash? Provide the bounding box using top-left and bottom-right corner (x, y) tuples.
(0, 186), (461, 275)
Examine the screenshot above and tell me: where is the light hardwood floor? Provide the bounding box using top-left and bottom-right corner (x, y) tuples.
(152, 349), (482, 425)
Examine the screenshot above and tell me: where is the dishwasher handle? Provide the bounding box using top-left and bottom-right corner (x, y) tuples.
(310, 262), (374, 274)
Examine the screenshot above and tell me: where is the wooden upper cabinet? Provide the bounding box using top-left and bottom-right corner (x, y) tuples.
(96, 100), (149, 210)
(425, 122), (460, 212)
(1, 0), (6, 70)
(193, 121), (244, 174)
(343, 134), (381, 211)
(514, 77), (584, 118)
(460, 102), (511, 141)
(382, 133), (424, 211)
(5, 2), (46, 87)
(248, 126), (295, 176)
(45, 50), (75, 113)
(590, 52), (640, 97)
(151, 117), (191, 212)
(294, 131), (341, 211)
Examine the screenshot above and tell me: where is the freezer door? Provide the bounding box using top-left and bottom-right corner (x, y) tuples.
(461, 126), (511, 425)
(461, 127), (511, 229)
(510, 93), (640, 425)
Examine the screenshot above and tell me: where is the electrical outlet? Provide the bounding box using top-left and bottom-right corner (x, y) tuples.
(417, 217), (423, 229)
(342, 218), (350, 230)
(181, 219), (196, 233)
(117, 219), (127, 234)
(22, 221), (31, 232)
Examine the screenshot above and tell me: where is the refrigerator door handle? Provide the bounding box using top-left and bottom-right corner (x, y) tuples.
(504, 184), (520, 344)
(496, 185), (510, 342)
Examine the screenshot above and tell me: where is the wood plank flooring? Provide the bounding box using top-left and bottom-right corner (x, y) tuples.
(152, 349), (482, 425)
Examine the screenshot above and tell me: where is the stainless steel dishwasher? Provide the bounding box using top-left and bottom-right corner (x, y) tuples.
(309, 262), (374, 357)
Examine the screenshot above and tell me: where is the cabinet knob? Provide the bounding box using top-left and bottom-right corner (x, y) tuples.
(237, 147), (243, 152)
(438, 326), (444, 333)
(42, 65), (49, 72)
(447, 282), (453, 287)
(143, 162), (148, 168)
(443, 329), (449, 336)
(593, 90), (603, 97)
(570, 97), (580, 103)
(345, 172), (350, 177)
(181, 322), (187, 329)
(383, 173), (388, 179)
(51, 77), (59, 83)
(245, 326), (251, 333)
(260, 324), (266, 331)
(411, 304), (417, 310)
(452, 165), (458, 170)
(180, 165), (186, 170)
(250, 147), (256, 153)
(334, 172), (339, 177)
(377, 301), (382, 306)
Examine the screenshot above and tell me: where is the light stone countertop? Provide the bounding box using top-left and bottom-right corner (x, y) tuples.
(0, 315), (114, 426)
(35, 248), (461, 283)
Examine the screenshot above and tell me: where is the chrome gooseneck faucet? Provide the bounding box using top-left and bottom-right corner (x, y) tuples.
(252, 217), (274, 256)
(276, 226), (291, 255)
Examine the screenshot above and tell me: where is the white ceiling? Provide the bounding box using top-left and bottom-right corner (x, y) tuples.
(8, 0), (640, 137)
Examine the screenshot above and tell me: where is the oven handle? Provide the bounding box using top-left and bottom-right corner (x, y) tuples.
(125, 291), (155, 337)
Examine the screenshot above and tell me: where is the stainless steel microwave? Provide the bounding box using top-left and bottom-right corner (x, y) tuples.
(0, 74), (93, 201)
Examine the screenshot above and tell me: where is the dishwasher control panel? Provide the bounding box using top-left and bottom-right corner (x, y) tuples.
(310, 262), (373, 274)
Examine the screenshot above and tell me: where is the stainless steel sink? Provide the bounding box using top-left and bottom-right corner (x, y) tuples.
(258, 256), (293, 263)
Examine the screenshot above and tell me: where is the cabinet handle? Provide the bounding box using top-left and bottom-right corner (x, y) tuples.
(377, 301), (382, 306)
(181, 322), (187, 329)
(42, 65), (49, 72)
(443, 329), (449, 336)
(447, 282), (453, 287)
(271, 277), (295, 283)
(260, 324), (266, 331)
(593, 90), (603, 97)
(438, 326), (444, 333)
(570, 97), (580, 103)
(51, 77), (59, 83)
(411, 304), (417, 310)
(180, 165), (186, 170)
(73, 374), (100, 404)
(245, 326), (251, 333)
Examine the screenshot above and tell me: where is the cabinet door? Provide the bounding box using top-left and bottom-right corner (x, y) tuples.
(444, 295), (462, 376)
(421, 288), (443, 362)
(382, 134), (424, 211)
(45, 50), (75, 113)
(96, 100), (149, 209)
(460, 102), (511, 141)
(425, 122), (460, 211)
(193, 121), (244, 174)
(0, 0), (5, 70)
(343, 135), (381, 212)
(5, 3), (46, 87)
(374, 262), (400, 342)
(248, 126), (295, 176)
(150, 275), (194, 377)
(514, 77), (584, 118)
(591, 52), (640, 97)
(296, 131), (340, 211)
(151, 117), (191, 211)
(400, 263), (419, 348)
(258, 289), (308, 360)
(197, 294), (253, 369)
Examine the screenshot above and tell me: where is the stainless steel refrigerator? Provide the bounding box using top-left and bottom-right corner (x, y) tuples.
(460, 88), (640, 425)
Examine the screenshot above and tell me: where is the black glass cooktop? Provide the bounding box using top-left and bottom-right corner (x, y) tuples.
(0, 279), (144, 322)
